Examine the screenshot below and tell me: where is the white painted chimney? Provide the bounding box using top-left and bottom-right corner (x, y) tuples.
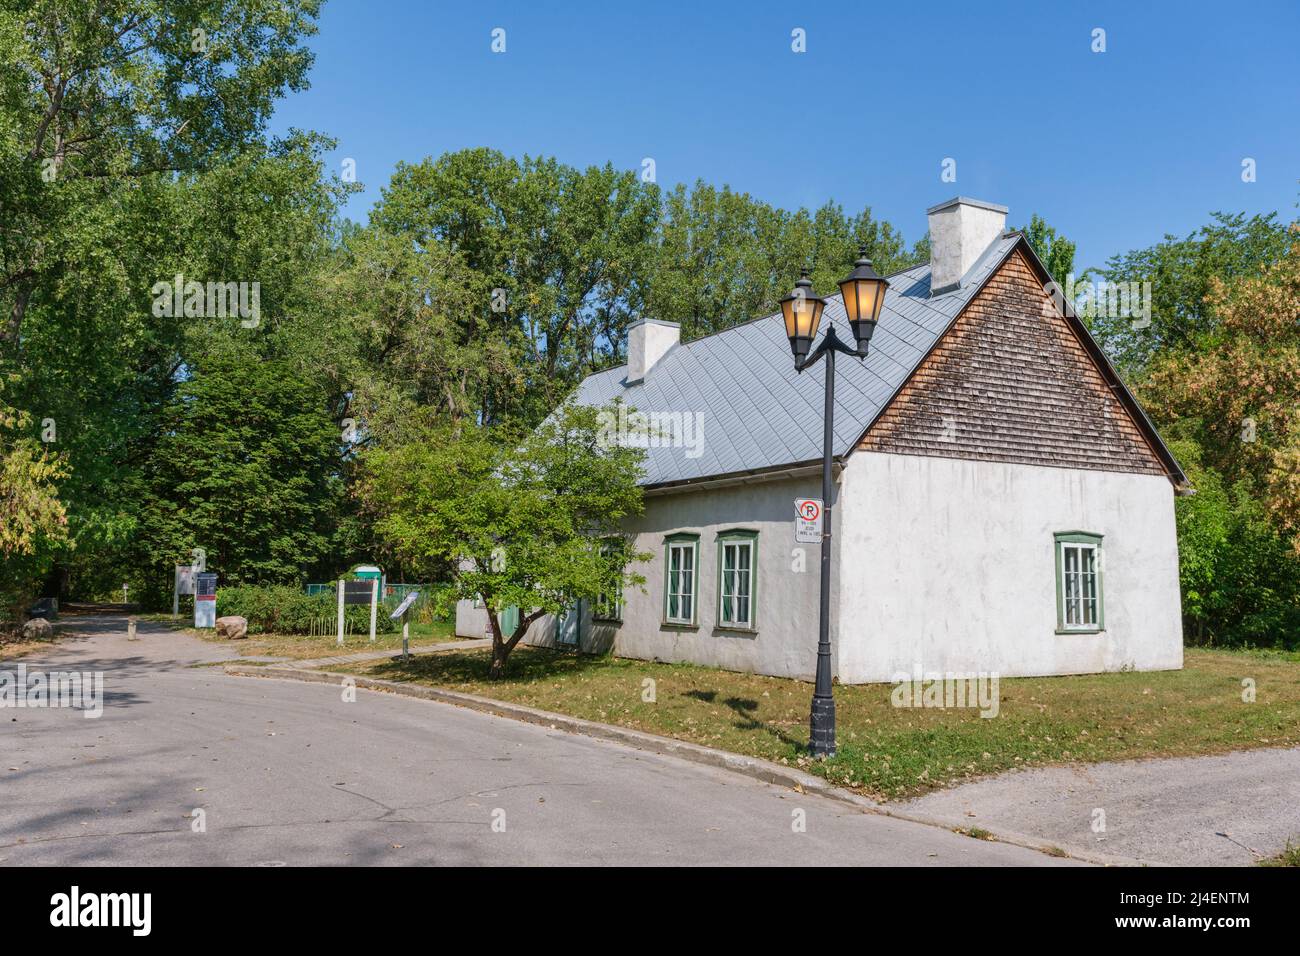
(926, 197), (1008, 295)
(626, 318), (680, 384)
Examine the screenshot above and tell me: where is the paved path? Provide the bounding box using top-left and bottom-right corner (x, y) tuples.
(0, 616), (1073, 866)
(295, 639), (490, 669)
(899, 749), (1300, 865)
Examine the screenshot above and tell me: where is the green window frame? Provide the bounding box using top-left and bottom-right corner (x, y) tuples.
(716, 529), (758, 629)
(663, 533), (700, 625)
(1055, 531), (1104, 633)
(592, 540), (624, 622)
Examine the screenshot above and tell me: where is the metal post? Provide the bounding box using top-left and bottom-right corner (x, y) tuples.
(172, 565), (179, 618)
(337, 578), (345, 646)
(368, 578), (378, 643)
(402, 619), (410, 661)
(808, 337), (837, 757)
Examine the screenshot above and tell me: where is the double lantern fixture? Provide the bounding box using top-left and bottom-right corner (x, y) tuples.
(779, 249), (889, 367)
(775, 250), (890, 759)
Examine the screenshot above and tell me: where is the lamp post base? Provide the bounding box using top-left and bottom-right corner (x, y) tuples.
(808, 695), (837, 758)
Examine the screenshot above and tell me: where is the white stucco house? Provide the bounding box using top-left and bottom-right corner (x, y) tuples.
(457, 196), (1189, 683)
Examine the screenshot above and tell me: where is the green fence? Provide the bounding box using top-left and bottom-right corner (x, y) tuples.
(304, 581), (453, 622)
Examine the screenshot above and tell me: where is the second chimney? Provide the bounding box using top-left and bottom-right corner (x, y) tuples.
(626, 318), (680, 384)
(927, 197), (1008, 295)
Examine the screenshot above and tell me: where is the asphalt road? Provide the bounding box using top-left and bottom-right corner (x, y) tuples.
(1, 616), (1074, 866)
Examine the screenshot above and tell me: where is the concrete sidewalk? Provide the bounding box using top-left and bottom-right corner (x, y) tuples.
(897, 747), (1300, 865)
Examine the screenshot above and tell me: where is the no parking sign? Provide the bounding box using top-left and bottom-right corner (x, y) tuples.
(795, 498), (823, 543)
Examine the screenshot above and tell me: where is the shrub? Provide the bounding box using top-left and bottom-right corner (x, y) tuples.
(215, 584), (396, 635)
(1172, 439), (1300, 649)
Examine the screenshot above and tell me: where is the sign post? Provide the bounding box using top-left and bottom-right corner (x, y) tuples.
(340, 580), (377, 644)
(173, 564), (196, 618)
(195, 572), (217, 628)
(795, 497), (824, 544)
(389, 591), (420, 662)
(368, 578), (379, 643)
(337, 578), (345, 645)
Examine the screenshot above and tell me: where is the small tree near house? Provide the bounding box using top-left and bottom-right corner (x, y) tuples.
(358, 400), (649, 678)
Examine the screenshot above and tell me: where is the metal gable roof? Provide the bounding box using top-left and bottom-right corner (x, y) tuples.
(573, 233), (1024, 488)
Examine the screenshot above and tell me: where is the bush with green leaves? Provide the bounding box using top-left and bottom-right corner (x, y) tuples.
(215, 584), (396, 635)
(1172, 439), (1300, 649)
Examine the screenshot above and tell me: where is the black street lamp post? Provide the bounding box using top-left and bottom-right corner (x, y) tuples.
(779, 251), (889, 758)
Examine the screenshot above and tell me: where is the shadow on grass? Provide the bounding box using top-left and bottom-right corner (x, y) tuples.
(366, 647), (809, 749)
(367, 645), (614, 685)
(678, 685), (802, 749)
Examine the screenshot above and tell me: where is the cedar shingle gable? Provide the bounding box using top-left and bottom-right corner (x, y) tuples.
(859, 248), (1168, 477)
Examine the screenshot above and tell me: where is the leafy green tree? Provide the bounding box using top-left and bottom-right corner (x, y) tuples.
(1, 0), (322, 350)
(648, 182), (921, 340)
(357, 401), (648, 678)
(139, 354), (343, 596)
(1017, 214), (1076, 286)
(1091, 211), (1292, 375)
(0, 1), (331, 606)
(326, 224), (519, 429)
(1169, 439), (1300, 648)
(373, 148), (661, 422)
(0, 379), (69, 625)
(1143, 228), (1300, 550)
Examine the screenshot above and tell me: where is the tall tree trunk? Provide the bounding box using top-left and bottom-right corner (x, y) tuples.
(3, 281), (33, 349)
(486, 607), (545, 680)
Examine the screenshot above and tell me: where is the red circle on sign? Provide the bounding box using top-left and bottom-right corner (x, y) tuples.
(799, 500), (820, 520)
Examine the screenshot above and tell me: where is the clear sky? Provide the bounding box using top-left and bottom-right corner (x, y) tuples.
(270, 0), (1300, 271)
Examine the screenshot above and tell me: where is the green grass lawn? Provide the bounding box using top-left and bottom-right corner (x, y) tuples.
(1260, 841), (1300, 867)
(139, 613), (461, 660)
(345, 645), (1300, 800)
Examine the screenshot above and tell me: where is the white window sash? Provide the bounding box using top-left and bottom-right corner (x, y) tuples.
(720, 540), (753, 627)
(1060, 542), (1099, 629)
(667, 542), (695, 623)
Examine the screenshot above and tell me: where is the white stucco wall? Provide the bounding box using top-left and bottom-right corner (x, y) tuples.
(455, 474), (835, 680)
(836, 450), (1184, 683)
(609, 475), (834, 680)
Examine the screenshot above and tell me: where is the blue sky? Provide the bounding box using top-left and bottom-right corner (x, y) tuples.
(271, 0), (1300, 271)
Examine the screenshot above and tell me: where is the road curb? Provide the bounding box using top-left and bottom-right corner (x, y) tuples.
(223, 662), (1148, 867)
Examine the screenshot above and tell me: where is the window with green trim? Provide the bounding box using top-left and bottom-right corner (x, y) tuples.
(717, 530), (757, 628)
(1055, 532), (1104, 632)
(664, 534), (699, 625)
(593, 541), (623, 621)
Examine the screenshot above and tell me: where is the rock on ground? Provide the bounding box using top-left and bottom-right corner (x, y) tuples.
(21, 617), (55, 641)
(215, 616), (248, 640)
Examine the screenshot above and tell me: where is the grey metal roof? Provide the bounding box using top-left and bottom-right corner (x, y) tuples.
(574, 233), (1022, 488)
